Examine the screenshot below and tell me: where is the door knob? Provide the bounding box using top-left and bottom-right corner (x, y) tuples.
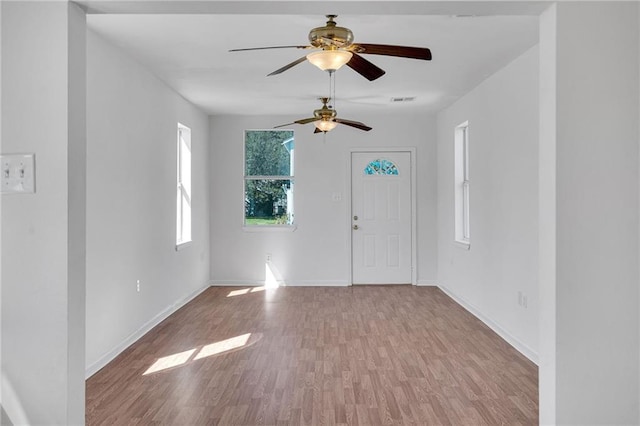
(352, 224), (359, 230)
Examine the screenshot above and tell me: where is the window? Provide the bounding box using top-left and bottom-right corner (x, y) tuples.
(176, 123), (192, 248)
(364, 159), (399, 175)
(454, 121), (470, 246)
(244, 130), (294, 226)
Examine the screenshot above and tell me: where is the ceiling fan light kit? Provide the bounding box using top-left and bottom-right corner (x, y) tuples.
(306, 50), (353, 72)
(314, 119), (338, 132)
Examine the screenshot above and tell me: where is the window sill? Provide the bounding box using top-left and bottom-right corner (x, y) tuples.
(242, 225), (297, 233)
(454, 240), (470, 250)
(175, 240), (192, 251)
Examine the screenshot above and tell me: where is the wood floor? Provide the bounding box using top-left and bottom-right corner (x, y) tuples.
(86, 286), (538, 425)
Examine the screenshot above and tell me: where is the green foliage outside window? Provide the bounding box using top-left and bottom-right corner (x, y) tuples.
(244, 130), (294, 225)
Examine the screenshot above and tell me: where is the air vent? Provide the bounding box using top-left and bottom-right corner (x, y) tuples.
(390, 97), (416, 103)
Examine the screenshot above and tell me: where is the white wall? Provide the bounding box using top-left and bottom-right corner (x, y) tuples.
(538, 5), (557, 423)
(85, 31), (211, 375)
(1, 2), (86, 424)
(550, 3), (639, 423)
(209, 113), (437, 286)
(436, 46), (539, 362)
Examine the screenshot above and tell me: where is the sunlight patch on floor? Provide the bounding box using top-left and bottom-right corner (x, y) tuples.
(194, 333), (251, 360)
(143, 348), (196, 375)
(226, 287), (266, 297)
(142, 333), (262, 376)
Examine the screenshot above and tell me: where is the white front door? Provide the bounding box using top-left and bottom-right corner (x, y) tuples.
(351, 151), (412, 284)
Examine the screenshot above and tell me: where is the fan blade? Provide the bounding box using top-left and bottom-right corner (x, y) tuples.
(229, 45), (311, 52)
(334, 118), (372, 131)
(273, 122), (296, 129)
(267, 56), (309, 76)
(314, 127), (323, 134)
(274, 117), (317, 128)
(345, 53), (386, 81)
(352, 43), (432, 60)
(294, 117), (318, 125)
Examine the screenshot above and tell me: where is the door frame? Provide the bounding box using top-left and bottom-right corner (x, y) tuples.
(348, 147), (417, 286)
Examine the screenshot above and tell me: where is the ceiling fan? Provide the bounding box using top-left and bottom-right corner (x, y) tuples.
(230, 15), (432, 81)
(274, 97), (372, 133)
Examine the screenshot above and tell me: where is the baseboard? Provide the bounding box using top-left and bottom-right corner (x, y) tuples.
(85, 283), (210, 379)
(282, 280), (350, 287)
(209, 280), (265, 287)
(209, 280), (350, 287)
(416, 280), (438, 286)
(438, 285), (539, 365)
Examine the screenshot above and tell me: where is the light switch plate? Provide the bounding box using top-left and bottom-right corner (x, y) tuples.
(1, 154), (35, 194)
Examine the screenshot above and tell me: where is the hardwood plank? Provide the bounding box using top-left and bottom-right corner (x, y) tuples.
(86, 286), (538, 425)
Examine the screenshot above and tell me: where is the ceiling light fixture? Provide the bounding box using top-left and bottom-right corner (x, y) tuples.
(306, 50), (353, 72)
(314, 119), (338, 132)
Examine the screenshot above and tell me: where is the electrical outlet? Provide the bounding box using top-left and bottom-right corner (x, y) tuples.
(136, 279), (141, 292)
(517, 291), (528, 308)
(266, 253), (272, 262)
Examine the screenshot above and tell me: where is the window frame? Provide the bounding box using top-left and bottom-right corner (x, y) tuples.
(454, 121), (470, 248)
(243, 129), (296, 230)
(176, 123), (192, 250)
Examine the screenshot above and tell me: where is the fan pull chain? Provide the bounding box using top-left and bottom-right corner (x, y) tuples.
(332, 71), (336, 110)
(327, 70), (335, 109)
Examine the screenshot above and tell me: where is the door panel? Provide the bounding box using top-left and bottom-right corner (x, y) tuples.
(351, 152), (412, 284)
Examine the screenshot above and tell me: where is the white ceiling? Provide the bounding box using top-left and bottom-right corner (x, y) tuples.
(87, 10), (539, 116)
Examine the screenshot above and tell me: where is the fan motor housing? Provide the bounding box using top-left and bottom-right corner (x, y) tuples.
(314, 106), (337, 120)
(308, 17), (354, 48)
